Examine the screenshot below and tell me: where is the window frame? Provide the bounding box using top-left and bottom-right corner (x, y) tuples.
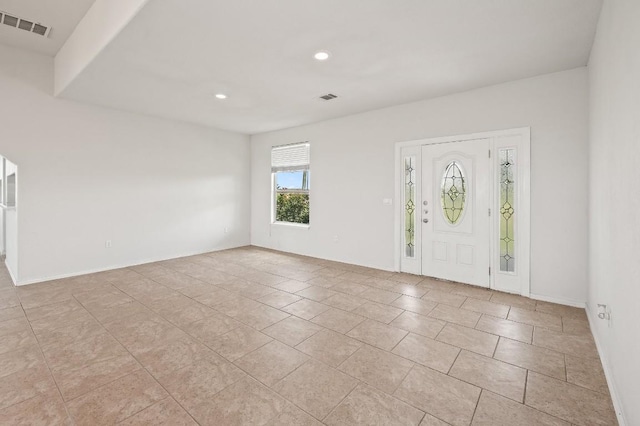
(0, 157), (4, 207)
(271, 143), (310, 227)
(0, 156), (17, 210)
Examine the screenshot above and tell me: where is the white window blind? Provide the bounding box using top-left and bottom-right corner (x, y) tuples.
(271, 143), (310, 172)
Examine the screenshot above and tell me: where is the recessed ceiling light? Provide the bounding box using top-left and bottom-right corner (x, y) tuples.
(314, 51), (330, 61)
(215, 93), (227, 99)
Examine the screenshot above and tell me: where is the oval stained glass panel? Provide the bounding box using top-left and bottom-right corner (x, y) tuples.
(440, 161), (466, 225)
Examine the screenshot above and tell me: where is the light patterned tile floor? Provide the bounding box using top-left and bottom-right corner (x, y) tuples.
(0, 247), (618, 425)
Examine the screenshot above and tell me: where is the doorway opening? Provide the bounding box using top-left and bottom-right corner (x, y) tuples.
(395, 128), (530, 296)
(0, 155), (18, 283)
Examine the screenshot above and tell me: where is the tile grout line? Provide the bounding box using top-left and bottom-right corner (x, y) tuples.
(70, 294), (202, 426)
(319, 379), (361, 423)
(388, 364), (460, 424)
(291, 325), (332, 349)
(267, 357), (352, 422)
(388, 329), (410, 353)
(116, 396), (177, 425)
(489, 345), (581, 384)
(482, 388), (585, 426)
(391, 358), (416, 395)
(432, 316), (448, 341)
(469, 388), (484, 424)
(2, 251), (603, 425)
(120, 267), (331, 423)
(12, 299), (76, 424)
(492, 336), (501, 358)
(445, 344), (464, 376)
(438, 340), (597, 424)
(523, 369), (529, 405)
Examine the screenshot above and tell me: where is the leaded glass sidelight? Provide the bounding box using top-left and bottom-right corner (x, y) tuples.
(499, 149), (516, 272)
(440, 161), (466, 225)
(404, 157), (416, 257)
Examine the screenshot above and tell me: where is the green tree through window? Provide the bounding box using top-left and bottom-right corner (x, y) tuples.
(272, 143), (310, 225)
(276, 192), (309, 224)
(275, 170), (309, 224)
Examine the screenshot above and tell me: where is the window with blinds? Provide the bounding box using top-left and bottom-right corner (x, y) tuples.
(272, 143), (310, 225)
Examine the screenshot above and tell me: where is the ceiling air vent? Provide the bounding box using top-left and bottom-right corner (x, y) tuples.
(0, 11), (51, 37)
(319, 93), (338, 101)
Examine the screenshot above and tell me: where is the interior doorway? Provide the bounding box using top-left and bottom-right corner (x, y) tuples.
(0, 155), (18, 283)
(395, 128), (531, 296)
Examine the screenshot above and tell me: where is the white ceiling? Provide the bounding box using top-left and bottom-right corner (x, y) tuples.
(59, 0), (602, 134)
(0, 0), (96, 56)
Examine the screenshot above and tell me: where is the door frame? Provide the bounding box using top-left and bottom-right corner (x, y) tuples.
(394, 127), (531, 296)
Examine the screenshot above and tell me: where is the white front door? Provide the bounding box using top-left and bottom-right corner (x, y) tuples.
(421, 139), (490, 287)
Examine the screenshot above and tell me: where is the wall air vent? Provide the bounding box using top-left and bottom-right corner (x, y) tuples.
(1, 11), (51, 37)
(319, 93), (338, 101)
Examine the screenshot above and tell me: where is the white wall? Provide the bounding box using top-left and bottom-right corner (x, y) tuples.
(0, 44), (251, 285)
(252, 68), (589, 304)
(588, 0), (640, 423)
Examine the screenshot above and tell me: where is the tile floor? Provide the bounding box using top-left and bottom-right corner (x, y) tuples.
(0, 247), (617, 425)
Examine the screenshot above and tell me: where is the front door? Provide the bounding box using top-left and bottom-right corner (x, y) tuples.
(421, 139), (490, 287)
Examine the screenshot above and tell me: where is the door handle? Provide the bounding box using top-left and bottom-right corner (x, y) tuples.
(423, 219), (429, 223)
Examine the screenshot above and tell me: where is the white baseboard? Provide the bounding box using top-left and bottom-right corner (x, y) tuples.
(586, 305), (627, 426)
(529, 292), (586, 308)
(4, 259), (17, 286)
(14, 243), (248, 286)
(250, 243), (396, 273)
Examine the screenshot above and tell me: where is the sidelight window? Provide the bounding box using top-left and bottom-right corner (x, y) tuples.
(499, 149), (516, 272)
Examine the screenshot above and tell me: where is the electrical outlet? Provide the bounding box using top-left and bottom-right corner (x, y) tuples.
(597, 304), (613, 328)
(105, 240), (112, 248)
(224, 227), (229, 234)
(333, 235), (339, 243)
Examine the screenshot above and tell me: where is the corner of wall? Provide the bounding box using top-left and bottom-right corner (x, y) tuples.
(585, 305), (628, 425)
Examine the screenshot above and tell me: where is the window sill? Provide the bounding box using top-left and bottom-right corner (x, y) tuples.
(271, 221), (310, 230)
